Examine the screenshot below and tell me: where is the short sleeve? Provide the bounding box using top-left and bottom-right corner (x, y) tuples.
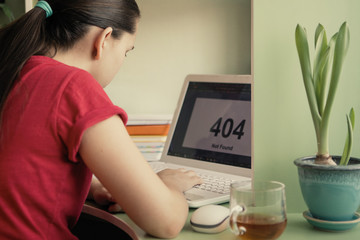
(57, 70), (127, 162)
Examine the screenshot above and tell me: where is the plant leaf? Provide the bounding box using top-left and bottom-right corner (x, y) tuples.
(313, 26), (329, 116)
(315, 24), (325, 48)
(318, 33), (337, 116)
(339, 108), (355, 165)
(314, 46), (330, 116)
(322, 22), (350, 121)
(319, 22), (350, 154)
(295, 24), (321, 130)
(0, 4), (15, 22)
(314, 27), (328, 76)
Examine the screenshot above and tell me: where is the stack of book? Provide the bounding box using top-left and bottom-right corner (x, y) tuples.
(126, 115), (172, 161)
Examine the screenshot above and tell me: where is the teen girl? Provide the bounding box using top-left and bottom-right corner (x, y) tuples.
(0, 1), (202, 239)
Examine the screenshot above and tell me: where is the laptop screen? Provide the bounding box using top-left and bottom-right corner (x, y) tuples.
(167, 81), (252, 169)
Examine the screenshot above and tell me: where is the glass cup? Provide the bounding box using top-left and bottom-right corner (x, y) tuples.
(229, 180), (287, 240)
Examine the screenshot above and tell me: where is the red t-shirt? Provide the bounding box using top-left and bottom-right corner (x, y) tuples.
(0, 56), (127, 239)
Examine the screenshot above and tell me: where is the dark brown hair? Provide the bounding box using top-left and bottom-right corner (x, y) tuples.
(0, 0), (140, 122)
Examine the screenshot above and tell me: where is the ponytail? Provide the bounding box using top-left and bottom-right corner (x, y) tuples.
(0, 7), (49, 121)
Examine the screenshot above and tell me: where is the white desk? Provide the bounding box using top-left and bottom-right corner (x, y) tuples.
(82, 202), (360, 240)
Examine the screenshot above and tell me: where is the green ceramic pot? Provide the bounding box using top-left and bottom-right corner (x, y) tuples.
(294, 156), (360, 221)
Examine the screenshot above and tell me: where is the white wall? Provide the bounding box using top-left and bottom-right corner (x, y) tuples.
(105, 0), (251, 115)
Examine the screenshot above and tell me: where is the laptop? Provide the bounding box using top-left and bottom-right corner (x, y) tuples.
(149, 74), (254, 207)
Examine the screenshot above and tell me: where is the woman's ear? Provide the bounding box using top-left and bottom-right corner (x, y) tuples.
(93, 27), (113, 60)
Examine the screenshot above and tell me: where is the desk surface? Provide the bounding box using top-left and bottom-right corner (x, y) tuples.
(82, 203), (360, 240)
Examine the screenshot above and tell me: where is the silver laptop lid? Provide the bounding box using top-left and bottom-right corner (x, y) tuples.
(162, 74), (253, 178)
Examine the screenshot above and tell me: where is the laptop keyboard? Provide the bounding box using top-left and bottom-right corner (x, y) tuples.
(149, 162), (233, 195)
(193, 172), (233, 194)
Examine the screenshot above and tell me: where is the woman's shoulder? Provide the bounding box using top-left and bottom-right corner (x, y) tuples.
(24, 55), (98, 87)
(26, 56), (91, 76)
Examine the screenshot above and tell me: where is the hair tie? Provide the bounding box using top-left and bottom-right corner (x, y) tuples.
(35, 1), (53, 18)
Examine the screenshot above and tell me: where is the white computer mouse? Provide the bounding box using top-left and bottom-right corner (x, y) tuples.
(190, 204), (229, 234)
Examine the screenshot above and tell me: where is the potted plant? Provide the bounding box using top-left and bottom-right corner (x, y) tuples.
(294, 21), (360, 231)
(0, 0), (14, 27)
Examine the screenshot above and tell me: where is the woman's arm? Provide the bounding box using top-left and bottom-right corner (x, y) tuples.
(79, 115), (202, 238)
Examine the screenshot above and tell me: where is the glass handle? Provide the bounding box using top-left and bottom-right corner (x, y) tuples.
(230, 205), (246, 236)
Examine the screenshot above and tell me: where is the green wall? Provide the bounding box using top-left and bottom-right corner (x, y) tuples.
(254, 0), (360, 213)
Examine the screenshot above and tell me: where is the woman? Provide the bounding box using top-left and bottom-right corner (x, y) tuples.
(0, 1), (202, 239)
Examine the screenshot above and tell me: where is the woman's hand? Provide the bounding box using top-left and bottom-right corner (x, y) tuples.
(157, 168), (203, 193)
